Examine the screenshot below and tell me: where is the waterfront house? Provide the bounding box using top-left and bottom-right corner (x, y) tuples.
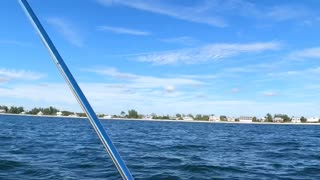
(227, 117), (236, 122)
(20, 111), (26, 115)
(103, 115), (112, 119)
(307, 117), (319, 123)
(273, 117), (284, 123)
(291, 117), (301, 123)
(183, 116), (194, 121)
(0, 109), (5, 113)
(209, 115), (220, 122)
(143, 115), (153, 120)
(68, 113), (79, 117)
(37, 111), (43, 116)
(239, 116), (253, 123)
(56, 112), (63, 116)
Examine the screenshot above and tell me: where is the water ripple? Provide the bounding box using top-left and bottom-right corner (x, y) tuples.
(1, 115), (320, 179)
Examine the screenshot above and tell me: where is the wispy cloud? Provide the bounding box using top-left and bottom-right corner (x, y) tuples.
(176, 74), (218, 79)
(96, 0), (227, 27)
(46, 17), (84, 47)
(97, 26), (151, 36)
(268, 66), (320, 78)
(262, 91), (278, 97)
(160, 36), (199, 46)
(1, 81), (318, 116)
(97, 0), (315, 27)
(85, 67), (204, 89)
(0, 68), (44, 82)
(288, 47), (320, 60)
(134, 42), (281, 65)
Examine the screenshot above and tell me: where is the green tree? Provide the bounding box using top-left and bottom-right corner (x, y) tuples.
(274, 114), (291, 122)
(220, 115), (227, 121)
(62, 111), (73, 116)
(128, 109), (139, 119)
(28, 107), (41, 115)
(202, 115), (209, 121)
(252, 116), (257, 122)
(195, 114), (202, 120)
(187, 114), (194, 118)
(8, 106), (24, 114)
(120, 111), (126, 117)
(76, 113), (87, 117)
(0, 105), (8, 112)
(300, 116), (307, 123)
(266, 113), (273, 122)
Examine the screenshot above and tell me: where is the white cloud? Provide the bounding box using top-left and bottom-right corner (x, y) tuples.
(177, 74), (218, 79)
(96, 0), (227, 27)
(135, 42), (281, 65)
(0, 68), (44, 82)
(164, 85), (175, 93)
(46, 17), (84, 47)
(268, 67), (320, 78)
(262, 91), (278, 97)
(288, 47), (320, 60)
(97, 26), (150, 36)
(85, 67), (204, 89)
(97, 0), (314, 28)
(1, 81), (319, 116)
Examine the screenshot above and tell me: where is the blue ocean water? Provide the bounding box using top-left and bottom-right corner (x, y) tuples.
(0, 115), (320, 179)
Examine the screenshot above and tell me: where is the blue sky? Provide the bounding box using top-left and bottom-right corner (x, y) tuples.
(1, 0), (320, 117)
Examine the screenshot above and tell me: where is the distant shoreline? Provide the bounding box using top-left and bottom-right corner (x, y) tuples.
(1, 113), (320, 125)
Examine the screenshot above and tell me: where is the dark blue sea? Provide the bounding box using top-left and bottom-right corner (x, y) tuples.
(1, 115), (320, 179)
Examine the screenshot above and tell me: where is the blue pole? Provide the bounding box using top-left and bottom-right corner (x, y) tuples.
(18, 0), (134, 179)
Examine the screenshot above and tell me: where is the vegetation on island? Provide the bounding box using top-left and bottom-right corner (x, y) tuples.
(1, 105), (320, 123)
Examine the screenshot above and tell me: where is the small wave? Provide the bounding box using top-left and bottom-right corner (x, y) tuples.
(0, 159), (26, 170)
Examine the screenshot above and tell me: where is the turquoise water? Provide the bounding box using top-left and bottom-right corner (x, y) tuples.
(1, 115), (320, 179)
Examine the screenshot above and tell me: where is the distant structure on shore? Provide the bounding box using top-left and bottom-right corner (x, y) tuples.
(0, 105), (319, 124)
(239, 116), (253, 123)
(209, 116), (219, 122)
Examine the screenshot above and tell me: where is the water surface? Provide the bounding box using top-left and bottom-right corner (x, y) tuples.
(1, 115), (320, 179)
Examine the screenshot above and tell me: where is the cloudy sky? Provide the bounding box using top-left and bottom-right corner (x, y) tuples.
(1, 0), (320, 117)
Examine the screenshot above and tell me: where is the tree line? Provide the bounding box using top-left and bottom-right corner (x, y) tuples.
(0, 105), (88, 117)
(1, 105), (318, 123)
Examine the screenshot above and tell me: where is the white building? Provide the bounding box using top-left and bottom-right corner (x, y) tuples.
(0, 109), (6, 113)
(56, 112), (63, 116)
(143, 115), (153, 120)
(209, 116), (220, 122)
(37, 111), (43, 116)
(291, 117), (301, 123)
(227, 117), (236, 122)
(183, 116), (194, 121)
(68, 113), (79, 117)
(307, 117), (319, 123)
(103, 115), (112, 119)
(274, 117), (284, 123)
(20, 111), (26, 115)
(239, 116), (253, 123)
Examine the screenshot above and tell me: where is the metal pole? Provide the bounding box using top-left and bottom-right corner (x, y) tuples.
(18, 0), (134, 179)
